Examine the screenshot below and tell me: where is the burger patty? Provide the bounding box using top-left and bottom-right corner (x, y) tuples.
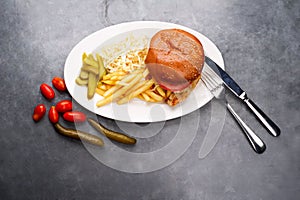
(145, 29), (205, 92)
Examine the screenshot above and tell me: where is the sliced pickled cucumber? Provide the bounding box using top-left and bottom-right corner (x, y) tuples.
(87, 73), (97, 99)
(75, 77), (88, 85)
(84, 56), (98, 68)
(79, 70), (89, 79)
(96, 53), (106, 80)
(81, 65), (99, 75)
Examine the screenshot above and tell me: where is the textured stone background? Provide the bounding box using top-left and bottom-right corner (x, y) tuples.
(0, 0), (299, 199)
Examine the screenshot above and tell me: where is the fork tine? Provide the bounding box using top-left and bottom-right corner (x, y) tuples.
(205, 65), (215, 74)
(205, 71), (219, 86)
(205, 66), (223, 85)
(201, 72), (215, 90)
(202, 71), (220, 90)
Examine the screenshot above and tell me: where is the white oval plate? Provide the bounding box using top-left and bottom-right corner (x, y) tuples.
(64, 21), (224, 122)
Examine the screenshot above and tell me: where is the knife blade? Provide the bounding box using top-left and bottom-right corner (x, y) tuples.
(204, 56), (280, 137)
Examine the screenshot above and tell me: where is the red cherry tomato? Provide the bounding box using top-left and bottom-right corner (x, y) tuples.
(52, 77), (66, 92)
(63, 111), (86, 122)
(55, 100), (72, 113)
(48, 106), (59, 123)
(32, 104), (46, 122)
(40, 83), (55, 100)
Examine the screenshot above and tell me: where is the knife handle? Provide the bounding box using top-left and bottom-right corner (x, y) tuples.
(243, 98), (280, 137)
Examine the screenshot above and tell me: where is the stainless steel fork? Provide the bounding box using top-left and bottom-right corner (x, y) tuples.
(202, 67), (266, 154)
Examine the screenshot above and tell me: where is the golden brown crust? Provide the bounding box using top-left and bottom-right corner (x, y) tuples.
(145, 29), (205, 89)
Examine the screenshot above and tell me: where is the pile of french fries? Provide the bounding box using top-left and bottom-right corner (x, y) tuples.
(95, 68), (172, 107)
(75, 50), (173, 107)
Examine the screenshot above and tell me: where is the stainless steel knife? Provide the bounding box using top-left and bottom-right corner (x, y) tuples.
(205, 56), (280, 137)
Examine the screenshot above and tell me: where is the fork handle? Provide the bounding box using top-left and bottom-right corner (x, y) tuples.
(243, 98), (280, 137)
(226, 104), (266, 154)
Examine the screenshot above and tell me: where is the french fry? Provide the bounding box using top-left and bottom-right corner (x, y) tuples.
(141, 92), (150, 102)
(96, 74), (143, 107)
(102, 71), (143, 98)
(102, 80), (119, 85)
(112, 71), (127, 76)
(111, 75), (125, 81)
(106, 85), (113, 89)
(156, 86), (166, 97)
(117, 80), (147, 104)
(123, 80), (146, 97)
(103, 85), (122, 97)
(111, 74), (143, 100)
(166, 90), (172, 98)
(145, 90), (164, 102)
(127, 79), (155, 100)
(103, 70), (127, 80)
(144, 97), (156, 102)
(97, 82), (102, 88)
(132, 68), (144, 74)
(143, 68), (149, 77)
(117, 71), (141, 85)
(102, 74), (112, 80)
(138, 93), (156, 102)
(96, 95), (113, 107)
(98, 84), (107, 90)
(136, 94), (144, 101)
(148, 98), (156, 102)
(95, 88), (105, 96)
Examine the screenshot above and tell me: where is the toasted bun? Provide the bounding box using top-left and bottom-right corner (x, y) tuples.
(145, 29), (205, 92)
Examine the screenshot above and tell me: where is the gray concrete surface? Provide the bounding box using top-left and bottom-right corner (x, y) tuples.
(0, 0), (299, 199)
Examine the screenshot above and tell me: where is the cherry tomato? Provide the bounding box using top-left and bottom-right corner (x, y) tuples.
(52, 77), (66, 92)
(56, 100), (72, 113)
(63, 111), (86, 122)
(48, 106), (59, 123)
(40, 83), (55, 100)
(32, 104), (46, 122)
